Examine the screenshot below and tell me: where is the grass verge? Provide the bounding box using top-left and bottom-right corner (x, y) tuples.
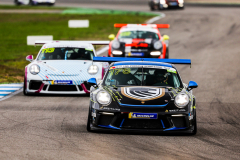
(0, 13), (153, 83)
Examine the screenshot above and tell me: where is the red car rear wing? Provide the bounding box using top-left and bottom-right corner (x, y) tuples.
(114, 24), (170, 29)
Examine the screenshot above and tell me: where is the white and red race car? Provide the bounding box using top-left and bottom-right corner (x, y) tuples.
(24, 41), (109, 95)
(108, 24), (170, 59)
(14, 0), (55, 6)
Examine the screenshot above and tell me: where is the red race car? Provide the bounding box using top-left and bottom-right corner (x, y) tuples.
(108, 24), (170, 59)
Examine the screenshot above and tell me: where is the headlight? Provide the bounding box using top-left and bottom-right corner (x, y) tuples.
(174, 93), (189, 108)
(96, 90), (112, 105)
(112, 41), (120, 49)
(150, 51), (161, 56)
(153, 41), (162, 50)
(29, 64), (40, 75)
(160, 0), (166, 4)
(112, 50), (123, 55)
(178, 0), (184, 3)
(88, 65), (99, 75)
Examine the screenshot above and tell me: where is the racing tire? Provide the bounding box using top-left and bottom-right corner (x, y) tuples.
(190, 112), (197, 135)
(23, 77), (29, 96)
(87, 106), (92, 132)
(29, 0), (35, 6)
(48, 3), (55, 6)
(165, 48), (169, 59)
(15, 0), (21, 5)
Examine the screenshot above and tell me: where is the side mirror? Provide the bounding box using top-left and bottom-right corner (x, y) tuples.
(87, 78), (97, 87)
(163, 35), (170, 41)
(26, 55), (33, 62)
(187, 81), (198, 91)
(108, 34), (115, 40)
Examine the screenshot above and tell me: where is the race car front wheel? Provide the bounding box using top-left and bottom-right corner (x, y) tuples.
(87, 106), (92, 132)
(190, 111), (197, 135)
(14, 0), (21, 5)
(23, 77), (29, 96)
(165, 48), (169, 59)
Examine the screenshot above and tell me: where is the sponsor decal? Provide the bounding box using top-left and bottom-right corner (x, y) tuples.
(121, 87), (165, 103)
(128, 52), (144, 57)
(169, 109), (186, 112)
(165, 110), (169, 112)
(51, 80), (73, 85)
(100, 107), (120, 111)
(128, 113), (158, 119)
(167, 68), (177, 74)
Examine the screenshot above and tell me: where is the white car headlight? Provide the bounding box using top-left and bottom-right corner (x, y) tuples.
(29, 64), (40, 75)
(112, 50), (123, 55)
(88, 65), (99, 75)
(96, 90), (112, 105)
(178, 0), (184, 3)
(160, 0), (166, 4)
(150, 51), (161, 56)
(153, 41), (162, 50)
(112, 41), (120, 49)
(174, 93), (189, 108)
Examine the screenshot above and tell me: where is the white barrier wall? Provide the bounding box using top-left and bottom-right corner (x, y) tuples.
(68, 20), (89, 28)
(27, 36), (53, 45)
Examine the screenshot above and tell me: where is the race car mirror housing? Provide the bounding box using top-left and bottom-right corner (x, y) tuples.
(87, 78), (98, 87)
(163, 35), (170, 41)
(26, 55), (33, 62)
(187, 81), (198, 91)
(108, 34), (115, 40)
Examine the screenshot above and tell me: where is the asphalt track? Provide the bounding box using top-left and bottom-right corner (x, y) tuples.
(0, 2), (240, 160)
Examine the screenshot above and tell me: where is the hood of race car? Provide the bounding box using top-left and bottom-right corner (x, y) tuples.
(31, 60), (102, 82)
(104, 86), (174, 106)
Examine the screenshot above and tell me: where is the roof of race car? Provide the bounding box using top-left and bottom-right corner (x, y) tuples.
(42, 41), (94, 49)
(120, 27), (159, 33)
(112, 61), (173, 68)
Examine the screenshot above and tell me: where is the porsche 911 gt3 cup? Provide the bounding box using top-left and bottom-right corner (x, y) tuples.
(87, 57), (198, 134)
(149, 0), (184, 10)
(108, 24), (170, 59)
(14, 0), (55, 6)
(23, 41), (109, 95)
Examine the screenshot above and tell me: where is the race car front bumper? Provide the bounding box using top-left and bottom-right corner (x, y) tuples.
(90, 111), (195, 133)
(25, 80), (91, 94)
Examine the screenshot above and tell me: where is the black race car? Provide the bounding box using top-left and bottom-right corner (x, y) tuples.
(87, 57), (198, 134)
(149, 0), (184, 10)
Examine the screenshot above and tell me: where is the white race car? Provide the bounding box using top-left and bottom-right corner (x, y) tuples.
(14, 0), (55, 6)
(24, 41), (109, 95)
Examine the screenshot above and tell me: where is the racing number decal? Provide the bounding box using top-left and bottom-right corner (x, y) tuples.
(41, 48), (55, 53)
(109, 68), (131, 75)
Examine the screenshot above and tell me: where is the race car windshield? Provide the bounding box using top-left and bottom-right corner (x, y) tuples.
(104, 67), (182, 88)
(118, 31), (159, 40)
(37, 48), (94, 60)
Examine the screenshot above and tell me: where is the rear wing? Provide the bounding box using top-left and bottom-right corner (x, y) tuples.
(114, 24), (170, 29)
(93, 57), (191, 65)
(35, 40), (110, 46)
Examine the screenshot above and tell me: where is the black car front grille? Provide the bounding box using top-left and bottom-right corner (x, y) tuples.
(48, 85), (77, 91)
(121, 119), (163, 129)
(171, 117), (187, 128)
(29, 80), (42, 90)
(98, 115), (114, 126)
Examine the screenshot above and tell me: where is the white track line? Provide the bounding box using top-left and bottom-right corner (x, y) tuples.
(0, 88), (23, 102)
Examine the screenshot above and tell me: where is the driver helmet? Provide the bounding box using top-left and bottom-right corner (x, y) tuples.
(154, 69), (168, 83)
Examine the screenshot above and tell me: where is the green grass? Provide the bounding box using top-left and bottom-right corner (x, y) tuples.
(0, 13), (153, 83)
(0, 5), (67, 10)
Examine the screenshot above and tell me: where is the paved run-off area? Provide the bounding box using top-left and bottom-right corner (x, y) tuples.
(0, 5), (240, 160)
